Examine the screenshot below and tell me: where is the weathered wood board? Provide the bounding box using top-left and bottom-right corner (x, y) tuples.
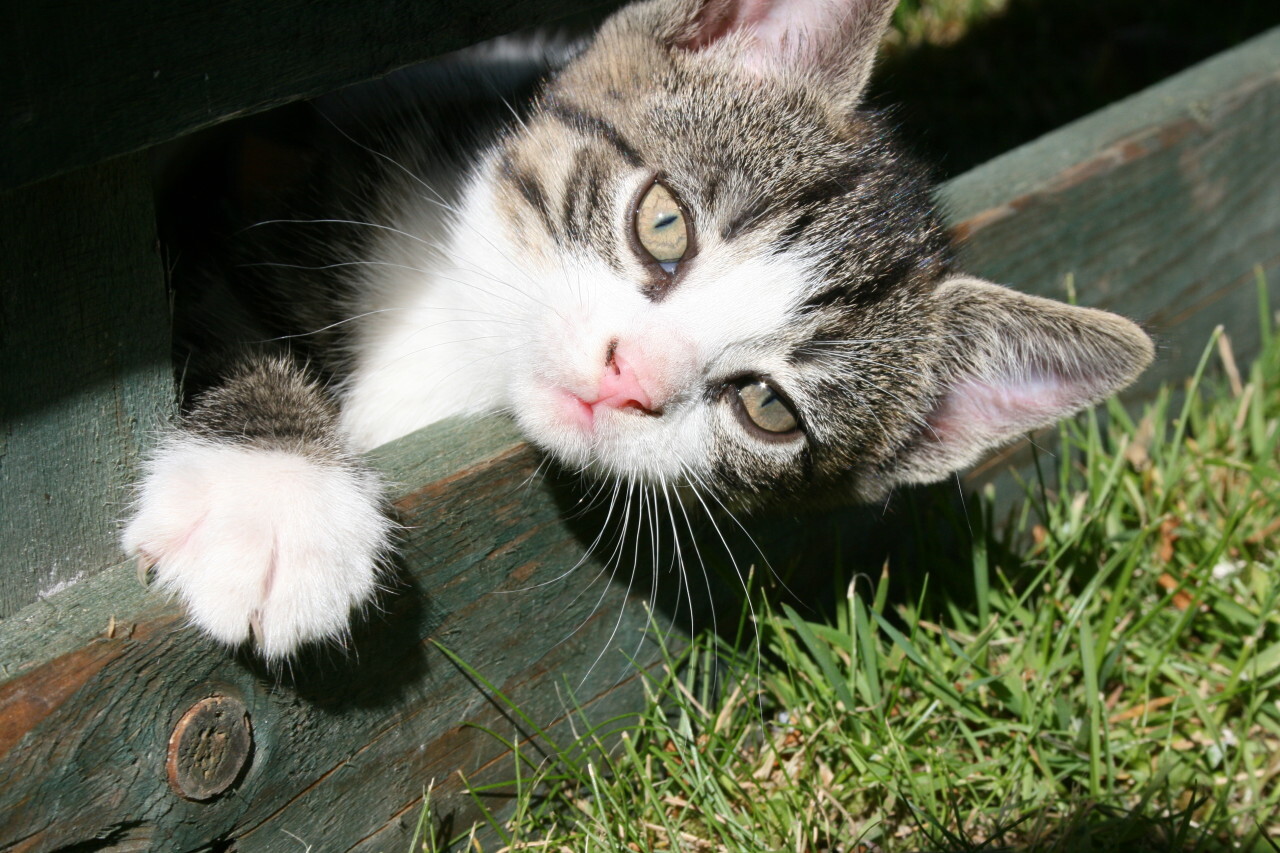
(0, 418), (672, 852)
(947, 26), (1280, 379)
(0, 154), (173, 619)
(945, 26), (1280, 481)
(0, 21), (1277, 853)
(1, 0), (613, 193)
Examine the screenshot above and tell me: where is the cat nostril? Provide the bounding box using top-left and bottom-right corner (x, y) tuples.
(595, 349), (658, 414)
(620, 400), (662, 416)
(604, 338), (619, 372)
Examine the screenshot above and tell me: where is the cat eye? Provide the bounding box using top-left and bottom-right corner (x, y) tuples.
(731, 379), (800, 437)
(633, 180), (690, 275)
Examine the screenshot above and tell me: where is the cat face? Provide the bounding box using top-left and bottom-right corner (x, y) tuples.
(480, 0), (1152, 506)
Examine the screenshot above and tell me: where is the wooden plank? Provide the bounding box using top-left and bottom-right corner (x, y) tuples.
(1, 0), (613, 192)
(2, 26), (1278, 853)
(942, 26), (1280, 399)
(0, 418), (669, 852)
(0, 153), (174, 619)
(942, 26), (1280, 483)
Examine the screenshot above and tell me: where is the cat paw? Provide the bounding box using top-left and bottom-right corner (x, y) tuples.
(122, 437), (392, 659)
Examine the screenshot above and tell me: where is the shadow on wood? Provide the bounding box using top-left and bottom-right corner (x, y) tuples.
(873, 0), (1280, 178)
(0, 20), (1277, 853)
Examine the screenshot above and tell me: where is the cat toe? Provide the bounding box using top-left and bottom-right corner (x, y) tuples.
(123, 437), (391, 659)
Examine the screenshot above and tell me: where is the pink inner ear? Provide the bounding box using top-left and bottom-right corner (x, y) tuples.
(679, 0), (894, 82)
(926, 374), (1086, 447)
(682, 0), (777, 50)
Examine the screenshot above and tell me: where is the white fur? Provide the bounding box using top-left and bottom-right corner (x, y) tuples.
(340, 158), (815, 487)
(505, 244), (815, 482)
(339, 170), (527, 449)
(123, 1), (900, 658)
(122, 438), (391, 659)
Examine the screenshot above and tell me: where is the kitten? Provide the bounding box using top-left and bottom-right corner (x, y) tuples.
(125, 0), (1154, 660)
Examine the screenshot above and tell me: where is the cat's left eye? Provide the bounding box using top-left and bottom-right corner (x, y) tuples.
(731, 380), (800, 437)
(633, 180), (689, 274)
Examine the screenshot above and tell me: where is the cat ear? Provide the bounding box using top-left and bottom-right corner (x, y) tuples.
(888, 276), (1155, 487)
(663, 0), (899, 105)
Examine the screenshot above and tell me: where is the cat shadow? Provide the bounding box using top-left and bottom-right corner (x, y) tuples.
(235, 554), (434, 712)
(523, 476), (1226, 853)
(219, 469), (993, 714)
(894, 793), (1219, 853)
(539, 468), (1000, 657)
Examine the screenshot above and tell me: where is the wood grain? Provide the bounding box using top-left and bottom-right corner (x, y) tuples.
(944, 26), (1280, 390)
(0, 153), (174, 619)
(945, 27), (1280, 484)
(0, 23), (1277, 853)
(0, 418), (669, 852)
(1, 0), (614, 192)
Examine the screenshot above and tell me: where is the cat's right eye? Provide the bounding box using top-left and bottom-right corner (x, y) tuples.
(730, 379), (801, 438)
(632, 179), (690, 275)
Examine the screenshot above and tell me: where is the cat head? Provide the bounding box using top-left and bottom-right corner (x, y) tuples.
(480, 0), (1153, 505)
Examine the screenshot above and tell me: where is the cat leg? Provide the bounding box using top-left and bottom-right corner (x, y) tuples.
(122, 356), (393, 660)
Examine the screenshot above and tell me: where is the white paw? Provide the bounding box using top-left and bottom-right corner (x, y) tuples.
(122, 437), (392, 659)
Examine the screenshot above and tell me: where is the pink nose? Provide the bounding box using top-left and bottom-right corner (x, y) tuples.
(595, 351), (656, 413)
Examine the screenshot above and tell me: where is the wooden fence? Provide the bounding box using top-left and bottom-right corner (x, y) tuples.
(1, 2), (1277, 848)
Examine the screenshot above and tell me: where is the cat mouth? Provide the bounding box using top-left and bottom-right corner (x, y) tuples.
(522, 382), (698, 486)
(556, 388), (663, 432)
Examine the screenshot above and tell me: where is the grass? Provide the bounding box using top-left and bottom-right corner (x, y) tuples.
(887, 0), (1012, 51)
(406, 272), (1280, 853)
(391, 4), (1280, 847)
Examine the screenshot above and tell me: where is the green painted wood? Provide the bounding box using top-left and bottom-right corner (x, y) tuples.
(1, 25), (1279, 853)
(943, 25), (1280, 402)
(0, 153), (174, 620)
(941, 26), (1280, 481)
(0, 417), (667, 852)
(1, 0), (614, 193)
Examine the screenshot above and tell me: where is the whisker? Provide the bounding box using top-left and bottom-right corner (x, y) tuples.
(575, 478), (642, 686)
(557, 478), (631, 646)
(500, 475), (623, 594)
(661, 478), (700, 649)
(244, 217), (439, 248)
(678, 463), (763, 721)
(312, 110), (464, 213)
(515, 454), (556, 496)
(239, 254), (547, 315)
(683, 464), (792, 600)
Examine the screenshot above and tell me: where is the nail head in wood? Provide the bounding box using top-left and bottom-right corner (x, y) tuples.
(166, 695), (252, 801)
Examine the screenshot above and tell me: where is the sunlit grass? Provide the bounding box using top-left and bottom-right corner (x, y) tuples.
(887, 0), (1012, 51)
(407, 272), (1279, 852)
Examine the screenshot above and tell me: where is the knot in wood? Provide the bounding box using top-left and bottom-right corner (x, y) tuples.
(166, 695), (252, 801)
